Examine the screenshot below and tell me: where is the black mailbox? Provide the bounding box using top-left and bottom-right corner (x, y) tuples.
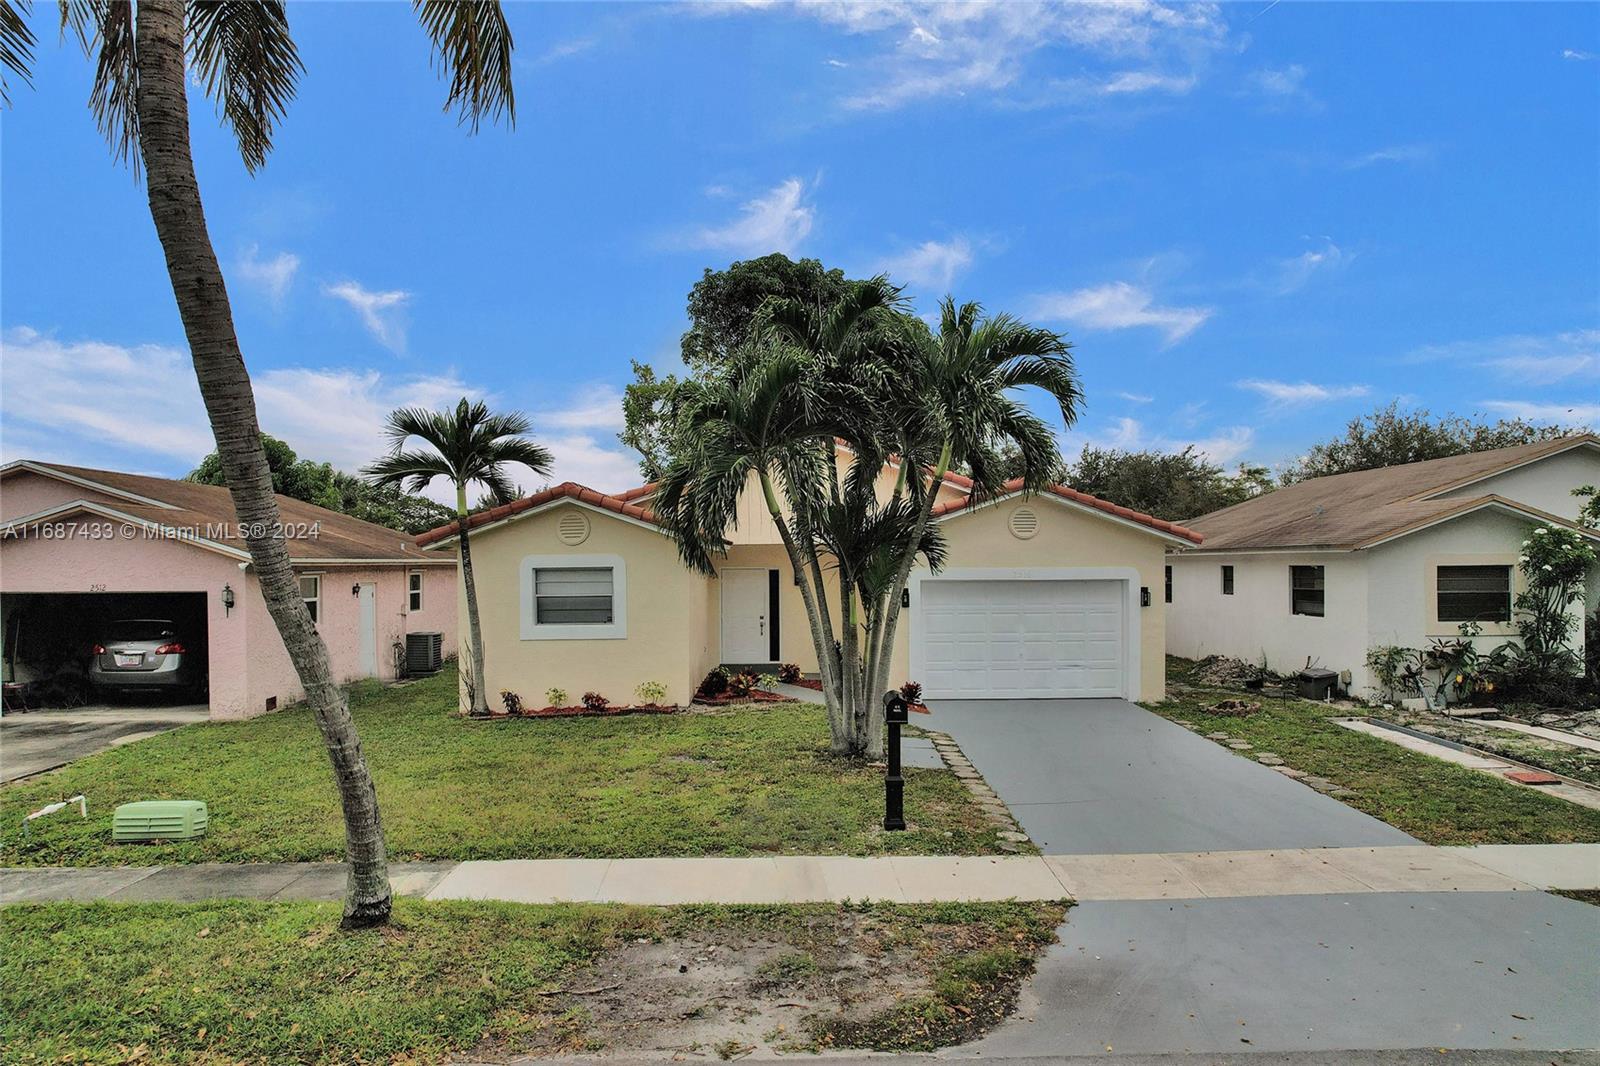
(884, 691), (910, 724)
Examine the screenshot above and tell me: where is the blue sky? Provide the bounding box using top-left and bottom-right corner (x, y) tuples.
(3, 1), (1597, 497)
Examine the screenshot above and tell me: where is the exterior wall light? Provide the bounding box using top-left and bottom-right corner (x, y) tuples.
(222, 583), (235, 616)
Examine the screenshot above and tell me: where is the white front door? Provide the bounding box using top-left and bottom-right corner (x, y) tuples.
(358, 582), (378, 677)
(918, 579), (1127, 699)
(720, 568), (772, 663)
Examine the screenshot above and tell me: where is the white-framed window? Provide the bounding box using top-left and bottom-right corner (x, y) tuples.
(299, 574), (322, 624)
(408, 571), (424, 612)
(519, 553), (627, 640)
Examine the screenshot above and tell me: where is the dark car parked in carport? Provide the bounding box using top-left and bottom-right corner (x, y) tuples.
(88, 619), (205, 698)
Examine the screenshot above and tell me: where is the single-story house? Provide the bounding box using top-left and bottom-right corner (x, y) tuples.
(1166, 434), (1600, 697)
(416, 452), (1203, 709)
(1, 460), (458, 718)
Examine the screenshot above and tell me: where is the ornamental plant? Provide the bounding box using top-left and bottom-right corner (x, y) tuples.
(500, 690), (523, 716)
(545, 687), (569, 709)
(635, 680), (668, 707)
(899, 680), (924, 704)
(581, 691), (609, 712)
(778, 663), (803, 684)
(1483, 523), (1598, 705)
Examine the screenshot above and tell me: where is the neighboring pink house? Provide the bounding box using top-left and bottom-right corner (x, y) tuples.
(0, 461), (457, 719)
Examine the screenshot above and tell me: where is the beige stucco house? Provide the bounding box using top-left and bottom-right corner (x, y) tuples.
(417, 453), (1202, 710)
(1166, 434), (1600, 698)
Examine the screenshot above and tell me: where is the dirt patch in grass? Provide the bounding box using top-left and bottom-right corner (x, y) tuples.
(3, 899), (1065, 1064)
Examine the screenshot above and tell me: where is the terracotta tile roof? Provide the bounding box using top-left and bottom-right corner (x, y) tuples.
(932, 479), (1205, 544)
(7, 461), (441, 563)
(415, 482), (658, 547)
(1182, 435), (1600, 552)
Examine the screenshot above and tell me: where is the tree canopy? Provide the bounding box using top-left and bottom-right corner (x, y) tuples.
(188, 434), (454, 534)
(620, 255), (869, 479)
(1068, 446), (1272, 522)
(1282, 402), (1587, 483)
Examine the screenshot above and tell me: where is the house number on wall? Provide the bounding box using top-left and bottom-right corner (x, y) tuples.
(88, 584), (107, 592)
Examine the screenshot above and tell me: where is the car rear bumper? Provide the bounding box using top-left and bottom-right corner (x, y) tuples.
(89, 659), (195, 690)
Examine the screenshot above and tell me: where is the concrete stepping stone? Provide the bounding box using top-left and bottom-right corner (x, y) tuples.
(1227, 740), (1253, 750)
(1256, 753), (1284, 765)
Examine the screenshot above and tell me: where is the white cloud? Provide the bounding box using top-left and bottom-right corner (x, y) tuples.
(687, 178), (814, 257)
(1344, 144), (1432, 169)
(535, 37), (597, 64)
(0, 327), (645, 502)
(1116, 391), (1154, 404)
(1277, 238), (1350, 293)
(1562, 48), (1595, 61)
(1028, 282), (1212, 345)
(324, 280), (411, 352)
(731, 1), (1226, 111)
(235, 245), (300, 306)
(1407, 328), (1599, 384)
(1248, 63), (1319, 109)
(877, 236), (974, 291)
(1480, 400), (1600, 425)
(1237, 379), (1370, 407)
(1100, 70), (1197, 95)
(1062, 416), (1254, 466)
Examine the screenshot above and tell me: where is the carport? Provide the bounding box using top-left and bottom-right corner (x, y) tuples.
(2, 592), (210, 709)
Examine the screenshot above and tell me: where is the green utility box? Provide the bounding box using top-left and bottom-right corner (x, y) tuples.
(112, 800), (208, 842)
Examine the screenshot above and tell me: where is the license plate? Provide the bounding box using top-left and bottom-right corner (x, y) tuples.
(115, 654), (141, 667)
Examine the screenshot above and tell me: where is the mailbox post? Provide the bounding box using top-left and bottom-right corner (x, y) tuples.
(882, 690), (909, 831)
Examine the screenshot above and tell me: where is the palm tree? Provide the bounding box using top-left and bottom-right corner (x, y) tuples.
(365, 399), (552, 717)
(658, 286), (1081, 757)
(0, 0), (517, 928)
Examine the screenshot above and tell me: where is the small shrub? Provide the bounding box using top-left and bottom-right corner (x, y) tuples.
(725, 670), (757, 698)
(899, 680), (923, 704)
(696, 668), (730, 697)
(635, 680), (668, 706)
(778, 662), (802, 684)
(581, 691), (609, 711)
(500, 690), (523, 715)
(757, 672), (781, 692)
(545, 687), (568, 708)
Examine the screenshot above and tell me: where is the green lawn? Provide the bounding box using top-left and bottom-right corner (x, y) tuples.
(1155, 658), (1600, 845)
(1, 667), (1003, 866)
(2, 898), (1066, 1063)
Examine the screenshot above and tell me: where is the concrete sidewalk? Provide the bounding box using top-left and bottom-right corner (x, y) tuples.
(4, 843), (1594, 905)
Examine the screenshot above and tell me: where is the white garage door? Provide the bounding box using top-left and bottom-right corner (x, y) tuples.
(918, 579), (1126, 699)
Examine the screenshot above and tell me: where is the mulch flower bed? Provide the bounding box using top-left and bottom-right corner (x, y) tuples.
(790, 678), (823, 691)
(472, 704), (682, 720)
(691, 689), (796, 707)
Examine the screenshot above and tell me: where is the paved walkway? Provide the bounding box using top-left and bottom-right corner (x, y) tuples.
(4, 844), (1595, 905)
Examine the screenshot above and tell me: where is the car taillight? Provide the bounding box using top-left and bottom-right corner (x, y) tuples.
(155, 643), (184, 655)
(93, 644), (106, 655)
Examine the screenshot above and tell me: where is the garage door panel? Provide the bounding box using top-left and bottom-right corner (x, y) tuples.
(917, 579), (1127, 700)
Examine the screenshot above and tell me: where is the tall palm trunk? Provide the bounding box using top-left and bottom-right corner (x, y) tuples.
(134, 0), (390, 928)
(455, 484), (490, 715)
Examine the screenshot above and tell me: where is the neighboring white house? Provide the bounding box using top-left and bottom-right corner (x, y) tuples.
(1166, 435), (1600, 697)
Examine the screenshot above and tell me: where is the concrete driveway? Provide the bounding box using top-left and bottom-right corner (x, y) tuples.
(928, 698), (1413, 853)
(930, 698), (1600, 1055)
(1, 704), (208, 782)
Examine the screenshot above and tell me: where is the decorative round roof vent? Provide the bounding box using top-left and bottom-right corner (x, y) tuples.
(557, 509), (591, 546)
(1008, 506), (1039, 540)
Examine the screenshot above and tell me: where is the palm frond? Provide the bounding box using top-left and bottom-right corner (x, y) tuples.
(187, 0), (303, 173)
(414, 0), (514, 132)
(60, 0), (137, 170)
(362, 447), (455, 496)
(0, 0), (37, 105)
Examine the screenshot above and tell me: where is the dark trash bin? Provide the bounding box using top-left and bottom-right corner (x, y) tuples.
(1298, 668), (1338, 701)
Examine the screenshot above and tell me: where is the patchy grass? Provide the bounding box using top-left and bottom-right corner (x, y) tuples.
(1, 898), (1066, 1064)
(1551, 888), (1600, 907)
(1156, 660), (1600, 846)
(0, 666), (1004, 866)
(1383, 711), (1600, 787)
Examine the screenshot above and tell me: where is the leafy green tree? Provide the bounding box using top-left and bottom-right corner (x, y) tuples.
(364, 400), (553, 718)
(617, 360), (681, 482)
(655, 285), (1079, 756)
(1069, 446), (1272, 522)
(190, 436), (454, 534)
(619, 256), (865, 479)
(4, 0), (517, 927)
(1283, 402), (1587, 482)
